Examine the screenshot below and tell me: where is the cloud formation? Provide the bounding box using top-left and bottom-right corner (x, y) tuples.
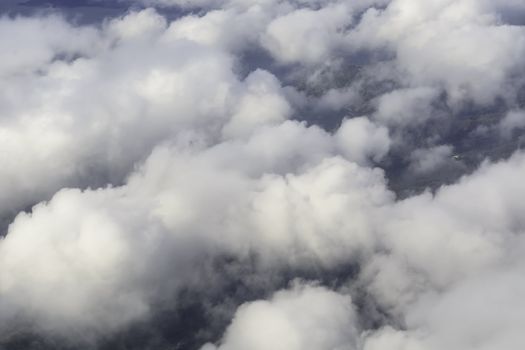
(202, 283), (360, 350)
(0, 0), (525, 349)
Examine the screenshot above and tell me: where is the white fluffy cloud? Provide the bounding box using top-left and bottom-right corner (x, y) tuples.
(198, 150), (525, 350)
(350, 0), (525, 104)
(0, 15), (100, 77)
(0, 0), (525, 348)
(373, 87), (439, 126)
(364, 257), (525, 350)
(0, 118), (393, 335)
(0, 9), (301, 219)
(360, 153), (525, 348)
(261, 3), (354, 65)
(336, 117), (391, 164)
(202, 284), (360, 350)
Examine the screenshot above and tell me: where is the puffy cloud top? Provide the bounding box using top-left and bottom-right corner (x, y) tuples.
(0, 0), (525, 349)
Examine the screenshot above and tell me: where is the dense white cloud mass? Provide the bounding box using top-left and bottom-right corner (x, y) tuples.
(0, 125), (391, 334)
(0, 0), (525, 349)
(261, 2), (353, 65)
(350, 0), (525, 105)
(336, 117), (391, 164)
(366, 154), (525, 309)
(373, 87), (439, 126)
(202, 284), (360, 350)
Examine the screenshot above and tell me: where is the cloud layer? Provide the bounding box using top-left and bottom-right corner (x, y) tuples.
(0, 0), (525, 349)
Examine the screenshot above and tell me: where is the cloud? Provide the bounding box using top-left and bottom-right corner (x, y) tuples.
(350, 0), (525, 104)
(0, 119), (393, 337)
(362, 152), (525, 327)
(0, 14), (100, 77)
(0, 9), (299, 221)
(373, 87), (439, 126)
(336, 116), (391, 164)
(202, 283), (360, 350)
(0, 0), (525, 348)
(408, 145), (453, 174)
(364, 258), (525, 350)
(260, 3), (354, 65)
(500, 109), (525, 137)
(222, 69), (293, 139)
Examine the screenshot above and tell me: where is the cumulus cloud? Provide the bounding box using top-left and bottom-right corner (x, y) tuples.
(0, 8), (300, 220)
(261, 3), (353, 65)
(336, 116), (391, 164)
(0, 121), (392, 336)
(0, 0), (525, 349)
(350, 0), (525, 104)
(364, 258), (525, 350)
(0, 14), (100, 76)
(202, 284), (360, 350)
(373, 87), (439, 126)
